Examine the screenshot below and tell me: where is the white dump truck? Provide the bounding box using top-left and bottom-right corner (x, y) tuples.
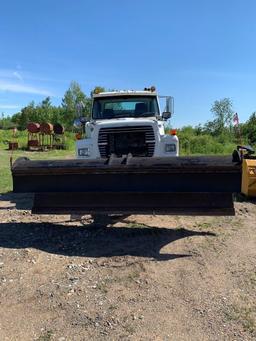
(12, 87), (252, 216)
(74, 87), (179, 159)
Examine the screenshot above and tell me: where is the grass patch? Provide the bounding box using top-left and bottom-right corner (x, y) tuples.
(0, 129), (77, 193)
(36, 330), (53, 341)
(0, 146), (74, 194)
(195, 222), (213, 229)
(126, 222), (150, 229)
(0, 149), (74, 193)
(108, 304), (118, 311)
(249, 272), (256, 286)
(127, 270), (140, 282)
(0, 129), (75, 150)
(123, 323), (136, 334)
(225, 303), (256, 335)
(96, 281), (108, 294)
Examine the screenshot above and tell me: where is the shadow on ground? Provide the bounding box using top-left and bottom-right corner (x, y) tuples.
(0, 192), (33, 210)
(0, 220), (215, 261)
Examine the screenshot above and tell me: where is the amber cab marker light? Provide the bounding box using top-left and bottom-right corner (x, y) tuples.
(169, 129), (177, 136)
(75, 133), (82, 140)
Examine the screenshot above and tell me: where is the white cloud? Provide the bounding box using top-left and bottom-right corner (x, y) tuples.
(0, 69), (23, 81)
(0, 81), (53, 96)
(0, 68), (66, 85)
(0, 104), (21, 109)
(13, 71), (23, 81)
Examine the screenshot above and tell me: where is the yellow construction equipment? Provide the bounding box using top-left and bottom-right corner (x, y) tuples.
(242, 159), (256, 197)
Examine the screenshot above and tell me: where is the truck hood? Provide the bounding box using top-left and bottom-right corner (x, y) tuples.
(92, 117), (158, 128)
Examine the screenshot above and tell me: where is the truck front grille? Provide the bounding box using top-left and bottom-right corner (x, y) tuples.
(98, 126), (155, 158)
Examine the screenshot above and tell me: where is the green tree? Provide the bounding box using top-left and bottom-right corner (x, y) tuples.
(210, 98), (234, 135)
(62, 81), (91, 128)
(242, 112), (256, 145)
(12, 101), (36, 130)
(0, 113), (15, 129)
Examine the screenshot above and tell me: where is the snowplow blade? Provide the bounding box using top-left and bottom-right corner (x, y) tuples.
(12, 156), (242, 215)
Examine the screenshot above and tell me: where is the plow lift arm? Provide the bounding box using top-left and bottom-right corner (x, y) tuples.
(11, 148), (255, 216)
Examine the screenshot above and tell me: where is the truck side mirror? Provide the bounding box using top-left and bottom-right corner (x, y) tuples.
(159, 95), (174, 119)
(80, 117), (88, 124)
(73, 117), (88, 128)
(162, 112), (171, 120)
(73, 118), (82, 128)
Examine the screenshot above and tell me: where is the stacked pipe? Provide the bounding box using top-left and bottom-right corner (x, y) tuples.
(39, 122), (53, 150)
(27, 122), (65, 151)
(8, 127), (19, 150)
(27, 122), (40, 133)
(53, 123), (65, 149)
(53, 123), (65, 135)
(27, 122), (40, 149)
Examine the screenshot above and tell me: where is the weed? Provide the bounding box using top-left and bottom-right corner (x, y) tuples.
(195, 222), (213, 229)
(249, 272), (256, 286)
(36, 330), (53, 341)
(225, 303), (256, 334)
(96, 281), (108, 294)
(126, 222), (149, 229)
(127, 271), (140, 282)
(123, 323), (135, 334)
(109, 304), (118, 311)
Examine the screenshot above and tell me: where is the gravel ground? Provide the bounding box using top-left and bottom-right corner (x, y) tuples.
(0, 193), (256, 341)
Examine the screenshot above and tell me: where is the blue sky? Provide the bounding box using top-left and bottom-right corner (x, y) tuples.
(0, 0), (256, 127)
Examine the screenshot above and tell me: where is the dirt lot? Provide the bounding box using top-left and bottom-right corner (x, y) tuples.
(0, 193), (256, 341)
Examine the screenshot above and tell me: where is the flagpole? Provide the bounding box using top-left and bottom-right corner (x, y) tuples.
(233, 113), (242, 146)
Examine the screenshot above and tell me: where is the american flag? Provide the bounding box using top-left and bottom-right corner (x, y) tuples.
(233, 113), (239, 126)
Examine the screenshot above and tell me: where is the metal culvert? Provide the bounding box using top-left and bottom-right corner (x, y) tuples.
(53, 123), (65, 134)
(27, 122), (40, 133)
(40, 122), (53, 134)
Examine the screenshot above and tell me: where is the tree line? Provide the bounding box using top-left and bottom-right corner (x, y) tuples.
(0, 82), (105, 131)
(178, 98), (256, 154)
(0, 81), (255, 150)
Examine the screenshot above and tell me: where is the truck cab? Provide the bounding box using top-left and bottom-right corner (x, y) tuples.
(75, 88), (179, 159)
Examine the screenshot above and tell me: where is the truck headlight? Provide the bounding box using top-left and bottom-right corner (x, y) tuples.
(165, 144), (176, 152)
(78, 147), (90, 157)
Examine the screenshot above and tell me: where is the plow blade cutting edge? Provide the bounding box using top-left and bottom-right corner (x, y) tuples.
(12, 156), (242, 216)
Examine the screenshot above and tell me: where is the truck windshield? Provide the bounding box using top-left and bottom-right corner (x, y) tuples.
(92, 96), (159, 120)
